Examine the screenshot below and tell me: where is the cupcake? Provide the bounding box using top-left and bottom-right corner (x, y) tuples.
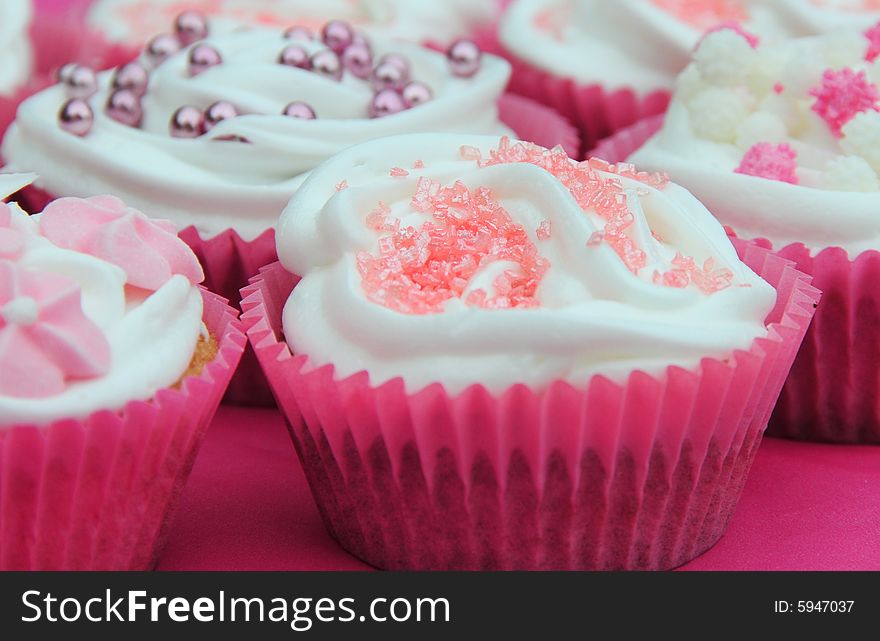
(86, 0), (500, 48)
(0, 173), (245, 570)
(0, 0), (32, 97)
(1, 18), (576, 404)
(241, 133), (817, 570)
(621, 26), (880, 443)
(494, 0), (880, 154)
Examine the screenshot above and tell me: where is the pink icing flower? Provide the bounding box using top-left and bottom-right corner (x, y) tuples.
(865, 21), (880, 62)
(0, 204), (26, 260)
(810, 67), (880, 137)
(0, 260), (111, 398)
(40, 196), (204, 291)
(735, 142), (800, 184)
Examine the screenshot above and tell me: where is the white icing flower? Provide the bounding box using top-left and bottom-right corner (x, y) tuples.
(823, 155), (880, 191)
(842, 110), (880, 173)
(688, 88), (752, 143)
(694, 30), (756, 87)
(737, 112), (788, 149)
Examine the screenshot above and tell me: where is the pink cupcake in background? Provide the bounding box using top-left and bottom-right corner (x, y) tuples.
(1, 14), (576, 404)
(241, 132), (817, 570)
(0, 0), (33, 97)
(0, 173), (245, 570)
(604, 25), (880, 443)
(491, 0), (880, 156)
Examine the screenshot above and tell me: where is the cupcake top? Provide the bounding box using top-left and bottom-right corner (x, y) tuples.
(2, 23), (511, 241)
(500, 0), (880, 94)
(277, 133), (775, 394)
(631, 26), (880, 254)
(0, 174), (206, 425)
(0, 0), (33, 96)
(87, 0), (498, 46)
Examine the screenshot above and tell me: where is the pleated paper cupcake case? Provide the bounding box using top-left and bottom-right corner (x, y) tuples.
(0, 288), (246, 570)
(240, 242), (818, 570)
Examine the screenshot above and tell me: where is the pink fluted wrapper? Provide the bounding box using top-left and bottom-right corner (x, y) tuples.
(0, 290), (246, 570)
(241, 246), (818, 571)
(592, 117), (880, 443)
(473, 30), (669, 158)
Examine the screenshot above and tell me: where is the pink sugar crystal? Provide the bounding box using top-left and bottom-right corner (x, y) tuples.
(390, 167), (409, 177)
(335, 180), (349, 191)
(536, 220), (552, 241)
(588, 157), (670, 190)
(866, 21), (880, 62)
(735, 142), (799, 184)
(653, 255), (734, 295)
(459, 145), (482, 161)
(359, 181), (550, 314)
(365, 201), (398, 233)
(810, 67), (880, 137)
(413, 159), (425, 169)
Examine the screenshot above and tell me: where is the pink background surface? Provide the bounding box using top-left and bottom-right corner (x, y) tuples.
(157, 407), (880, 571)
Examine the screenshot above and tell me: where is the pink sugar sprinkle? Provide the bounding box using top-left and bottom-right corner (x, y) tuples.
(866, 21), (880, 62)
(413, 159), (425, 169)
(390, 167), (410, 177)
(586, 231), (605, 247)
(365, 201), (398, 233)
(588, 157), (670, 190)
(699, 21), (760, 49)
(460, 145), (482, 161)
(536, 220), (552, 240)
(335, 180), (349, 191)
(810, 67), (880, 137)
(735, 142), (799, 184)
(773, 82), (784, 94)
(653, 255), (734, 295)
(359, 181), (550, 314)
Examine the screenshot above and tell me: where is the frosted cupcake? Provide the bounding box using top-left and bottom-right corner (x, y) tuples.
(241, 133), (817, 570)
(496, 0), (880, 153)
(87, 0), (500, 47)
(0, 173), (245, 570)
(0, 0), (32, 97)
(620, 26), (880, 443)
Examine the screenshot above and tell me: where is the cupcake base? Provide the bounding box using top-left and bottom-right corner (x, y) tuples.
(241, 245), (817, 570)
(0, 289), (246, 570)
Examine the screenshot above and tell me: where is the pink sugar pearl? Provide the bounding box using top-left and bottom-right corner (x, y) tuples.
(204, 101), (238, 130)
(342, 43), (373, 79)
(371, 61), (407, 92)
(112, 62), (149, 96)
(369, 88), (406, 118)
(284, 25), (313, 41)
(402, 81), (432, 108)
(321, 20), (354, 54)
(174, 10), (209, 46)
(310, 49), (343, 81)
(145, 33), (181, 65)
(189, 44), (222, 76)
(279, 44), (312, 70)
(447, 39), (482, 77)
(106, 89), (143, 128)
(170, 106), (205, 138)
(283, 101), (316, 119)
(59, 99), (94, 136)
(64, 65), (98, 99)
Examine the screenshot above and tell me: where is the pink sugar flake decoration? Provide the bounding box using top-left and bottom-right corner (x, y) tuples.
(588, 157), (670, 190)
(654, 255), (734, 295)
(413, 159), (425, 169)
(536, 220), (552, 241)
(866, 21), (880, 62)
(0, 204), (26, 260)
(365, 201), (399, 233)
(0, 260), (111, 398)
(335, 180), (349, 191)
(459, 145), (482, 161)
(40, 195), (204, 291)
(390, 167), (410, 177)
(587, 231), (605, 247)
(700, 21), (760, 48)
(809, 67), (880, 137)
(359, 181), (549, 314)
(735, 142), (799, 184)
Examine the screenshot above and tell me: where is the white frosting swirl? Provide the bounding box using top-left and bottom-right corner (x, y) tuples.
(0, 0), (33, 96)
(500, 0), (880, 94)
(631, 28), (880, 254)
(277, 133), (775, 394)
(0, 174), (204, 426)
(2, 29), (512, 240)
(87, 0), (498, 46)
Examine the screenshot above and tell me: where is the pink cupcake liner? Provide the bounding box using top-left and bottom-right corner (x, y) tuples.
(592, 117), (880, 443)
(241, 242), (818, 570)
(472, 30), (670, 158)
(0, 289), (246, 570)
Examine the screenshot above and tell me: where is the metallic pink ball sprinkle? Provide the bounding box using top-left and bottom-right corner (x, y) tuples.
(204, 100), (238, 130)
(447, 39), (482, 77)
(64, 65), (98, 99)
(370, 61), (407, 91)
(402, 81), (433, 108)
(279, 44), (312, 70)
(106, 89), (143, 127)
(283, 101), (316, 119)
(56, 62), (77, 84)
(284, 25), (313, 41)
(351, 32), (370, 49)
(341, 42), (372, 79)
(321, 20), (354, 54)
(310, 49), (342, 81)
(112, 62), (149, 96)
(170, 105), (205, 138)
(189, 44), (222, 76)
(174, 10), (209, 46)
(369, 88), (406, 118)
(379, 53), (410, 77)
(59, 98), (94, 136)
(145, 33), (181, 65)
